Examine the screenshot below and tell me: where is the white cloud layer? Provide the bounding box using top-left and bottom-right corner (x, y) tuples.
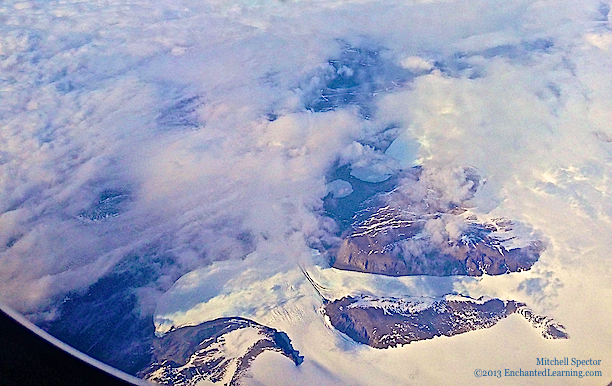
(2, 0), (612, 383)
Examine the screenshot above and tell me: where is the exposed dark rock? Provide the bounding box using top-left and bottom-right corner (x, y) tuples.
(77, 190), (130, 222)
(42, 248), (180, 376)
(139, 317), (303, 386)
(333, 214), (544, 276)
(515, 306), (570, 339)
(43, 272), (157, 375)
(322, 164), (401, 234)
(301, 43), (412, 116)
(323, 295), (568, 349)
(329, 167), (544, 276)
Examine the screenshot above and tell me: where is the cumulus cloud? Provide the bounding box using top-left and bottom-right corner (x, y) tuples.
(384, 166), (480, 215)
(400, 56), (434, 72)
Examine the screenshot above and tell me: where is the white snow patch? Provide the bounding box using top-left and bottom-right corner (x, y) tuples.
(220, 327), (264, 359)
(348, 296), (437, 315)
(326, 179), (353, 198)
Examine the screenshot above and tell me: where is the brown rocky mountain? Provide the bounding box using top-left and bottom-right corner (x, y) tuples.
(332, 212), (544, 276)
(324, 295), (568, 349)
(330, 181), (544, 277)
(139, 317), (303, 386)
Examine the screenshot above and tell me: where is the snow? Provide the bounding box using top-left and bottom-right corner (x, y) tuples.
(349, 166), (392, 183)
(325, 179), (353, 199)
(460, 211), (541, 250)
(384, 128), (422, 168)
(444, 294), (491, 304)
(218, 327), (264, 360)
(347, 295), (437, 315)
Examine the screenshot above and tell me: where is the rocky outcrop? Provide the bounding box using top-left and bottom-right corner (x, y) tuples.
(323, 295), (568, 349)
(139, 317), (303, 386)
(324, 166), (545, 277)
(331, 195), (544, 277)
(515, 305), (569, 339)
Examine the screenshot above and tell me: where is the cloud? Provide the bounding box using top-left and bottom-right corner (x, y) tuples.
(400, 56), (434, 72)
